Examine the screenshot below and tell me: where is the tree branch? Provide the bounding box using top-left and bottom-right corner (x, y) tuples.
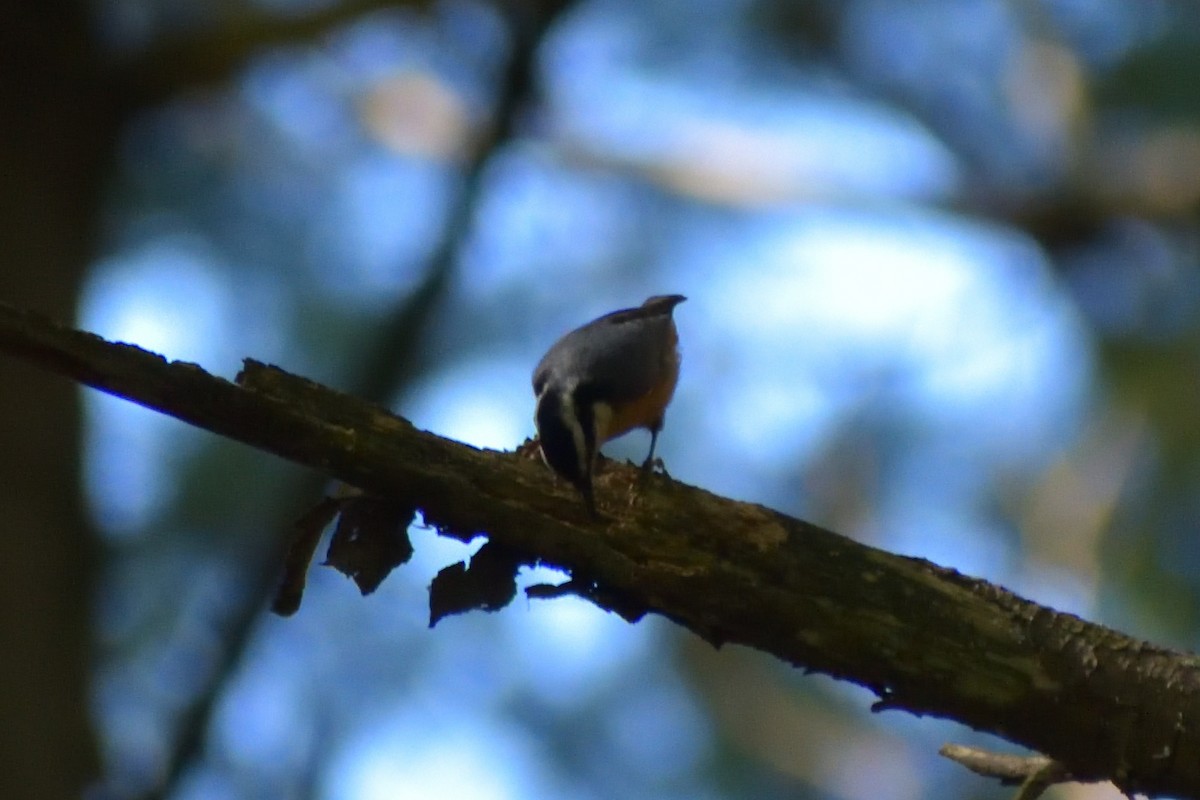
(3, 301), (1199, 799)
(131, 1), (572, 791)
(938, 744), (1075, 800)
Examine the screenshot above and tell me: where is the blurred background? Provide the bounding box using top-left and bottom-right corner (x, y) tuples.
(2, 0), (1199, 798)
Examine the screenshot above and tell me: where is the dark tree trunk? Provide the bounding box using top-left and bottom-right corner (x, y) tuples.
(0, 2), (113, 796)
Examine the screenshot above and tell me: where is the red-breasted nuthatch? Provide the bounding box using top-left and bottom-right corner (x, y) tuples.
(533, 294), (686, 515)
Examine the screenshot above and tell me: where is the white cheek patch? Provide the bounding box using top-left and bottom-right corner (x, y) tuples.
(535, 383), (552, 469)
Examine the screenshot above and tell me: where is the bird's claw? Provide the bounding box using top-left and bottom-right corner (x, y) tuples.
(640, 456), (670, 478)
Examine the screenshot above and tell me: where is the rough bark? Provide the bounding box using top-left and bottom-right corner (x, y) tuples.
(2, 302), (1199, 799)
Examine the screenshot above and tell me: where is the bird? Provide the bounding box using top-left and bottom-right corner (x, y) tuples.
(532, 294), (686, 515)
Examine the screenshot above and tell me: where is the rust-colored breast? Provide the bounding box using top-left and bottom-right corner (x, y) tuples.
(603, 321), (681, 442)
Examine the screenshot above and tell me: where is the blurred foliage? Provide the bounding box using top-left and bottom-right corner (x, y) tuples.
(1097, 34), (1200, 120)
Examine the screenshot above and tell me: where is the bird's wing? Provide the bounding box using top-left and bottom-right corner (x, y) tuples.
(534, 310), (673, 404)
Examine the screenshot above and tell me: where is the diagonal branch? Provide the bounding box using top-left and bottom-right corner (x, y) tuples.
(99, 5), (575, 794)
(2, 301), (1200, 799)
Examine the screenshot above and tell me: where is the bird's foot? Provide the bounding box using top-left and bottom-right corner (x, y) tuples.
(640, 456), (670, 479)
